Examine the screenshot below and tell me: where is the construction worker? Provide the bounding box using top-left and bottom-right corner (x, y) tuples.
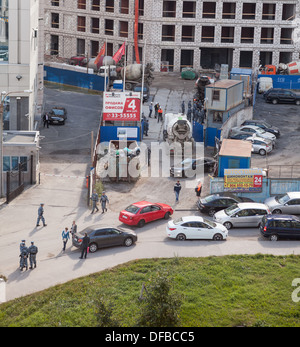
(195, 180), (202, 198)
(157, 107), (163, 123)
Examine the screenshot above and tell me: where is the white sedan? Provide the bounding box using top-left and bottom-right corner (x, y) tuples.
(166, 216), (228, 241)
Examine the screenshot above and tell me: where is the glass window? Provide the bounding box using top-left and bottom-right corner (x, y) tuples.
(20, 157), (28, 172)
(11, 157), (19, 171)
(3, 156), (10, 172)
(0, 1), (9, 62)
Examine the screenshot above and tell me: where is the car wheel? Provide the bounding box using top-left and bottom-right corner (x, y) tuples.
(164, 212), (171, 220)
(89, 243), (98, 253)
(269, 234), (278, 241)
(272, 209), (282, 214)
(223, 222), (232, 230)
(259, 149), (266, 156)
(272, 99), (278, 104)
(176, 233), (186, 241)
(208, 209), (216, 217)
(124, 237), (133, 247)
(137, 219), (145, 228)
(213, 233), (223, 241)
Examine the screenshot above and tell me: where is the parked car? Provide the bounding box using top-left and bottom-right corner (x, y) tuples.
(228, 133), (252, 140)
(260, 214), (300, 241)
(170, 157), (216, 177)
(229, 125), (276, 144)
(263, 88), (285, 99)
(119, 201), (173, 227)
(133, 84), (150, 102)
(264, 192), (300, 214)
(197, 193), (254, 217)
(265, 89), (300, 105)
(166, 216), (228, 241)
(72, 225), (137, 253)
(244, 136), (273, 156)
(213, 202), (271, 229)
(241, 119), (280, 138)
(49, 107), (67, 125)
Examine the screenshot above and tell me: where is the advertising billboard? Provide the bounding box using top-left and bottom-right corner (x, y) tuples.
(102, 92), (141, 122)
(224, 168), (263, 192)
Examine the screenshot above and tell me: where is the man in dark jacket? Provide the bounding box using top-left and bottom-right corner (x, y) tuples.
(79, 233), (90, 259)
(174, 180), (182, 203)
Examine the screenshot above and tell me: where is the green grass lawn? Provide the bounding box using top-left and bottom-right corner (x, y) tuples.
(1, 254), (300, 327)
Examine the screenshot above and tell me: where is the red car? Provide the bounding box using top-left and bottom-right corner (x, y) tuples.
(119, 201), (173, 227)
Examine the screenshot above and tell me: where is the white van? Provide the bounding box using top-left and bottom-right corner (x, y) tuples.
(258, 77), (273, 94)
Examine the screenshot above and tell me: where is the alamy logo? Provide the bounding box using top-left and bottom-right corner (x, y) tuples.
(291, 278), (300, 303)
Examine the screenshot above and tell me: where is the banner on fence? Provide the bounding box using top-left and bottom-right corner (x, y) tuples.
(224, 168), (263, 192)
(102, 92), (141, 122)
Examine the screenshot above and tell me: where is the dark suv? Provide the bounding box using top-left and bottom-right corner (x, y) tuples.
(260, 214), (300, 241)
(265, 89), (300, 105)
(241, 119), (280, 138)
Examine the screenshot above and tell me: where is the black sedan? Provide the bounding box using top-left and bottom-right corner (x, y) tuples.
(170, 157), (216, 178)
(49, 107), (67, 125)
(241, 119), (280, 138)
(197, 193), (254, 217)
(72, 225), (137, 253)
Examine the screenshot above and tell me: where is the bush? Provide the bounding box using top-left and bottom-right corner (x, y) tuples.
(136, 270), (183, 327)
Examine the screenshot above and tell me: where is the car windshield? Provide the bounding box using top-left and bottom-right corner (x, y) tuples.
(52, 109), (65, 116)
(203, 218), (217, 228)
(202, 195), (217, 203)
(224, 204), (239, 216)
(125, 205), (140, 214)
(255, 127), (265, 134)
(173, 217), (183, 225)
(277, 194), (290, 204)
(181, 158), (193, 165)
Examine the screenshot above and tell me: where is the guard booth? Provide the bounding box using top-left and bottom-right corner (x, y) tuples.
(217, 139), (252, 177)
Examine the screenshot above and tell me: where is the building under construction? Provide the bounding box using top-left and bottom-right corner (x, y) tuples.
(44, 0), (300, 72)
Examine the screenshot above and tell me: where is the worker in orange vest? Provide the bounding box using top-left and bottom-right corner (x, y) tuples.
(195, 180), (202, 197)
(157, 107), (163, 123)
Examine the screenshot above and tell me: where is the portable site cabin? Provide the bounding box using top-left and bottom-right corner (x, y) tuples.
(218, 139), (252, 177)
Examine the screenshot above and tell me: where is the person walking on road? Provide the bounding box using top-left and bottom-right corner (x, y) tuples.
(195, 180), (202, 198)
(148, 102), (153, 118)
(174, 180), (182, 203)
(79, 232), (90, 259)
(90, 189), (99, 214)
(62, 227), (70, 252)
(157, 107), (163, 123)
(70, 220), (77, 237)
(154, 103), (159, 118)
(181, 101), (185, 114)
(100, 191), (109, 214)
(28, 241), (38, 269)
(36, 203), (47, 227)
(43, 113), (49, 128)
(144, 119), (149, 136)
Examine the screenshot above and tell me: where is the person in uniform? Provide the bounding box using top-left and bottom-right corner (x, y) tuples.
(90, 190), (99, 214)
(79, 233), (90, 259)
(36, 203), (47, 227)
(19, 245), (28, 271)
(100, 191), (109, 214)
(19, 240), (26, 269)
(195, 180), (202, 198)
(28, 241), (38, 269)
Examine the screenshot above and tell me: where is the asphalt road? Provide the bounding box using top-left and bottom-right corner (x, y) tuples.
(1, 77), (300, 303)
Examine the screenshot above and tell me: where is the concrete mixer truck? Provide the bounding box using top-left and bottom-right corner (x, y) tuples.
(163, 113), (195, 155)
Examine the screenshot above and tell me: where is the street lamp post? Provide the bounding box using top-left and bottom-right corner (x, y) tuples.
(0, 90), (32, 198)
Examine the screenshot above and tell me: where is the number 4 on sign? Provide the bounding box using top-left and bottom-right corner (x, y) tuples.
(128, 99), (136, 111)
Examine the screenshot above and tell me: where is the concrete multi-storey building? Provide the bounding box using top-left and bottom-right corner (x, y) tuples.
(44, 0), (300, 73)
(0, 0), (43, 131)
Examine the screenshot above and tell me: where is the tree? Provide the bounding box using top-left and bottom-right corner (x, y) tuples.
(137, 270), (183, 327)
(95, 296), (120, 327)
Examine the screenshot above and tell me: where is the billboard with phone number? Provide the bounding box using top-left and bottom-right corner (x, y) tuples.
(103, 92), (141, 121)
(224, 168), (263, 192)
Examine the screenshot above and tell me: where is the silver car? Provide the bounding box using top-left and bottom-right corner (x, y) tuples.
(213, 202), (271, 229)
(230, 125), (276, 145)
(264, 192), (300, 215)
(244, 136), (273, 156)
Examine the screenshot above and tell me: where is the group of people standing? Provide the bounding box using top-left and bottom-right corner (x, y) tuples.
(173, 179), (202, 203)
(19, 240), (38, 271)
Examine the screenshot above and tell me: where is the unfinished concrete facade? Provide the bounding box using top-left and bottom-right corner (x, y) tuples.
(44, 0), (300, 72)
